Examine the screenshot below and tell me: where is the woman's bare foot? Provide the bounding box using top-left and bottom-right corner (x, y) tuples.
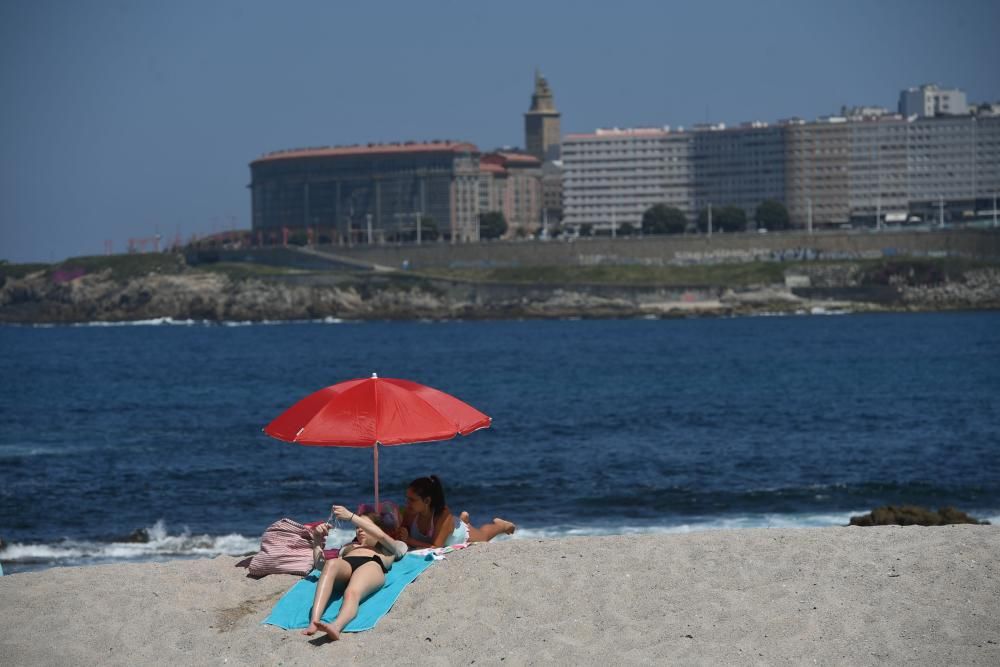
(302, 621), (318, 636)
(459, 511), (471, 525)
(492, 517), (516, 535)
(316, 620), (340, 641)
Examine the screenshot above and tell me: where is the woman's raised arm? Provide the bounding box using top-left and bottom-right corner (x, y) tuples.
(332, 505), (406, 558)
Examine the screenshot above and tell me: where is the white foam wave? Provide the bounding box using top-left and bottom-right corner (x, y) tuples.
(220, 319), (312, 326)
(70, 317), (201, 327)
(22, 316), (357, 329)
(506, 511), (875, 540)
(507, 508), (999, 540)
(4, 511), (995, 573)
(54, 317), (331, 327)
(0, 520), (259, 570)
(0, 443), (96, 457)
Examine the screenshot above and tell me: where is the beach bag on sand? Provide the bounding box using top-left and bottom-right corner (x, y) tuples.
(248, 518), (318, 577)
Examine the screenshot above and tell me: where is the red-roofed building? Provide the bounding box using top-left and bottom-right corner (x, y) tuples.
(478, 151), (542, 237)
(249, 141), (483, 243)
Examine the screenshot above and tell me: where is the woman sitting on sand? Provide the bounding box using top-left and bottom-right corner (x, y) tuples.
(400, 475), (516, 549)
(303, 505), (407, 641)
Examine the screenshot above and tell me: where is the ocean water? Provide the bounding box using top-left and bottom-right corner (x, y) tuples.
(1, 312), (999, 574)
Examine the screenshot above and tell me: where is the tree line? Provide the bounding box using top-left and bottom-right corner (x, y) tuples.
(640, 200), (790, 235)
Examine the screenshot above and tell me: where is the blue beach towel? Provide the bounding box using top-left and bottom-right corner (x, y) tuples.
(263, 553), (435, 632)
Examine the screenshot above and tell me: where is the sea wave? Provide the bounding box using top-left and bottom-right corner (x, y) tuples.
(509, 511), (869, 539)
(0, 520), (259, 573)
(509, 508), (997, 540)
(24, 316), (354, 328)
(69, 317), (202, 327)
(16, 510), (994, 575)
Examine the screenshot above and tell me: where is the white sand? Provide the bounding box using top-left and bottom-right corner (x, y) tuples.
(2, 525), (998, 665)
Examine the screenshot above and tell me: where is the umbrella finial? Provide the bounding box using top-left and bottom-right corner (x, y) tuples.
(371, 372), (378, 379)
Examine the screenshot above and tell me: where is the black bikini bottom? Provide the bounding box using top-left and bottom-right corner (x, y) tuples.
(342, 554), (388, 574)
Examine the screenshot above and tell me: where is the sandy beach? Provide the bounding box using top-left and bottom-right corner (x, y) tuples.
(2, 525), (998, 665)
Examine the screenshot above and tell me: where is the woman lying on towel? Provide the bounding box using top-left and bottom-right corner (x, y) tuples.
(303, 505), (407, 641)
(400, 475), (516, 549)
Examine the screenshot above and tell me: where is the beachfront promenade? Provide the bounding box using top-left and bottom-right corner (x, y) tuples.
(1, 525), (997, 665)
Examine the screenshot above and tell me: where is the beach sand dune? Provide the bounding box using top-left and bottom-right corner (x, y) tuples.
(2, 525), (997, 665)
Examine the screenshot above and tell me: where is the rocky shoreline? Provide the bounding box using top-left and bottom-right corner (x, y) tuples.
(2, 262), (999, 324)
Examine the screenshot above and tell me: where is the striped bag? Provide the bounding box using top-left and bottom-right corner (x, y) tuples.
(248, 518), (319, 577)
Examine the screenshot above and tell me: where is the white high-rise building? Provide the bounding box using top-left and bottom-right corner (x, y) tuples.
(561, 82), (998, 233)
(899, 84), (968, 118)
(562, 128), (692, 232)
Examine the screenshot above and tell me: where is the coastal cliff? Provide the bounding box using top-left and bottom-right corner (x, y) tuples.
(2, 255), (999, 323)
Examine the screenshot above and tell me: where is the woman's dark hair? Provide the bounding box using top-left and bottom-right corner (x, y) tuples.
(408, 475), (446, 514)
(363, 511), (388, 532)
(361, 511), (395, 554)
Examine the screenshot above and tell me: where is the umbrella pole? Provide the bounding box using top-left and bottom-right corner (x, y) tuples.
(373, 441), (380, 512)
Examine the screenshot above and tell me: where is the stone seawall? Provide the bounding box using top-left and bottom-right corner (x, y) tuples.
(201, 229), (1000, 271)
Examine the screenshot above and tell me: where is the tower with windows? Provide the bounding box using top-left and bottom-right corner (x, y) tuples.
(524, 70), (561, 163)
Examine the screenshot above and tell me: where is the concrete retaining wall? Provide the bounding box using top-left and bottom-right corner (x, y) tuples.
(317, 229), (1000, 270)
(207, 229), (1000, 271)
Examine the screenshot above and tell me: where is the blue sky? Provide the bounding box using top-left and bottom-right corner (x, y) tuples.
(2, 0), (998, 263)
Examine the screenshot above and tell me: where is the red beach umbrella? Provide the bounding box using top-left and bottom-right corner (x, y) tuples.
(264, 374), (491, 509)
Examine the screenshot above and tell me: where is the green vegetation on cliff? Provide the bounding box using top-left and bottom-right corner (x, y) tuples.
(0, 261), (50, 281)
(4, 254), (996, 290)
(64, 253), (187, 279)
(418, 257), (996, 287)
(419, 263), (787, 286)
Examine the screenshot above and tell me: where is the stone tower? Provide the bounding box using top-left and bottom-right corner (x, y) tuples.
(524, 70), (561, 162)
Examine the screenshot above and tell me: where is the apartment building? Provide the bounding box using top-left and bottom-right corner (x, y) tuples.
(784, 118), (851, 226)
(899, 84), (968, 118)
(565, 115), (999, 231)
(562, 127), (692, 232)
(906, 115), (997, 221)
(692, 122), (786, 220)
(847, 115), (910, 222)
(788, 112), (1000, 226)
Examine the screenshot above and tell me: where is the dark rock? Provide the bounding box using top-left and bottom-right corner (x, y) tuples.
(121, 528), (150, 543)
(849, 505), (989, 527)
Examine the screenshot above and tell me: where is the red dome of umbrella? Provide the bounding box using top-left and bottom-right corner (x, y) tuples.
(264, 374), (491, 507)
